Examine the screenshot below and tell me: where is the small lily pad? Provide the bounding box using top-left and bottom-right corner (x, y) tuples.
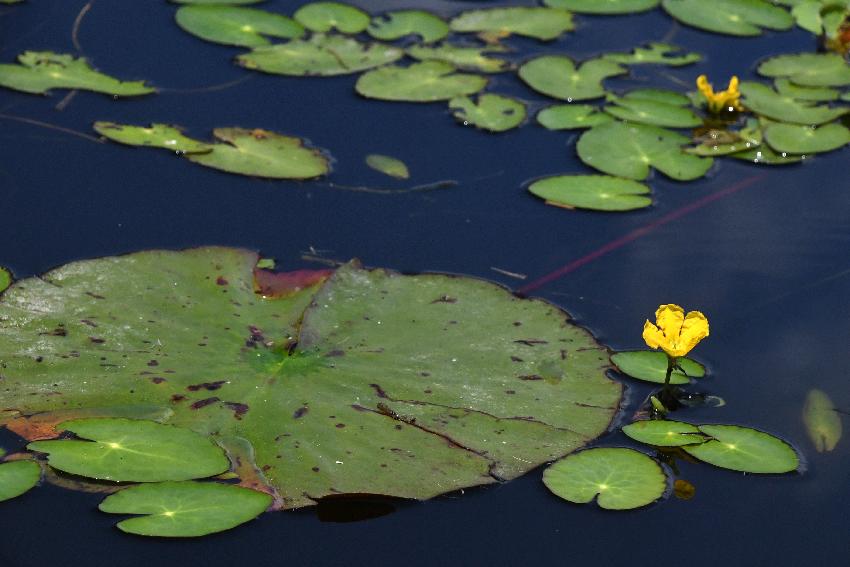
(661, 0), (793, 36)
(0, 461), (40, 502)
(543, 0), (659, 14)
(356, 61), (488, 102)
(93, 122), (213, 154)
(99, 481), (272, 537)
(175, 6), (304, 48)
(622, 420), (706, 447)
(774, 78), (839, 102)
(186, 128), (330, 179)
(528, 175), (652, 212)
(368, 11), (449, 43)
(293, 2), (369, 34)
(687, 120), (763, 156)
(602, 43), (701, 66)
(406, 44), (509, 74)
(683, 425), (800, 473)
(0, 267), (10, 294)
(449, 7), (574, 41)
(366, 154), (409, 179)
(764, 122), (850, 154)
(730, 144), (804, 165)
(0, 51), (154, 96)
(739, 81), (847, 125)
(604, 96), (702, 128)
(610, 351), (705, 385)
(519, 56), (626, 101)
(757, 53), (850, 87)
(621, 88), (691, 107)
(537, 104), (613, 130)
(543, 448), (667, 510)
(27, 418), (230, 482)
(449, 94), (526, 132)
(802, 389), (842, 452)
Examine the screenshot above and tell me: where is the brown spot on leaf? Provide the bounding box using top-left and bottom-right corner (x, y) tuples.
(80, 319), (98, 328)
(187, 380), (226, 391)
(519, 375), (543, 381)
(147, 360), (159, 367)
(514, 339), (548, 346)
(325, 349), (345, 357)
(510, 356), (524, 363)
(430, 295), (457, 304)
(89, 337), (105, 344)
(293, 406), (309, 419)
(151, 377), (166, 384)
(335, 423), (345, 428)
(190, 397), (220, 410)
(369, 384), (388, 398)
(216, 276), (228, 286)
(254, 267), (332, 298)
(171, 394), (186, 403)
(223, 401), (249, 419)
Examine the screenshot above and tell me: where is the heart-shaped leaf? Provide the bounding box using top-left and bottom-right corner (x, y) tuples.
(758, 52), (850, 86)
(602, 42), (701, 66)
(764, 122), (850, 154)
(356, 61), (488, 102)
(537, 104), (614, 130)
(739, 81), (847, 124)
(175, 6), (304, 47)
(683, 425), (800, 473)
(93, 122), (213, 154)
(406, 44), (510, 73)
(802, 389), (842, 452)
(519, 56), (626, 101)
(661, 0), (793, 36)
(528, 175), (652, 211)
(449, 7), (574, 41)
(610, 351), (705, 385)
(368, 10), (449, 43)
(0, 461), (40, 502)
(544, 0), (659, 14)
(450, 94), (526, 132)
(622, 420), (706, 447)
(293, 2), (369, 33)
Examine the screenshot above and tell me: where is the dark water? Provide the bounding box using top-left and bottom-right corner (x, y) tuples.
(1, 1), (848, 565)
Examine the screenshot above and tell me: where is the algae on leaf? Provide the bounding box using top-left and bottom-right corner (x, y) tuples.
(449, 7), (575, 41)
(93, 122), (213, 154)
(519, 56), (626, 102)
(356, 61), (487, 102)
(175, 5), (304, 47)
(449, 94), (526, 132)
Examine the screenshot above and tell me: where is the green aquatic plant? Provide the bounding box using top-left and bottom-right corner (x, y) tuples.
(175, 5), (304, 47)
(519, 55), (627, 101)
(449, 94), (526, 132)
(610, 351), (705, 385)
(449, 7), (575, 41)
(356, 61), (488, 102)
(661, 0), (794, 36)
(93, 122), (213, 154)
(293, 2), (369, 33)
(527, 175), (652, 212)
(536, 104), (613, 130)
(0, 461), (40, 502)
(365, 154), (410, 179)
(368, 10), (449, 43)
(802, 389), (842, 452)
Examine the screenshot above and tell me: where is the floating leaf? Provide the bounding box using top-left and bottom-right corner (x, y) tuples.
(730, 144), (804, 165)
(0, 247), (621, 508)
(683, 425), (799, 473)
(237, 34), (403, 76)
(758, 52), (850, 87)
(175, 6), (304, 47)
(365, 154), (410, 179)
(774, 78), (839, 101)
(622, 420), (706, 447)
(543, 0), (660, 14)
(764, 122), (850, 154)
(0, 461), (40, 502)
(0, 267), (10, 294)
(185, 128), (329, 179)
(0, 51), (154, 96)
(802, 389), (842, 452)
(449, 7), (574, 41)
(602, 43), (701, 66)
(687, 120), (762, 156)
(99, 481), (271, 537)
(293, 2), (369, 33)
(28, 418), (230, 482)
(93, 122), (213, 154)
(519, 56), (626, 102)
(661, 0), (793, 36)
(604, 96), (702, 128)
(528, 175), (652, 212)
(621, 88), (691, 107)
(791, 0), (826, 34)
(537, 104), (613, 130)
(368, 10), (449, 43)
(577, 122), (713, 181)
(450, 94), (526, 132)
(739, 82), (847, 125)
(406, 44), (509, 73)
(356, 61), (487, 102)
(610, 351), (704, 385)
(543, 448), (667, 510)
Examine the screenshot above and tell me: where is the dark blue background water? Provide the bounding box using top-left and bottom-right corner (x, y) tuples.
(1, 1), (848, 565)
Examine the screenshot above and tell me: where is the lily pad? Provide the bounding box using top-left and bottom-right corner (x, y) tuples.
(622, 420), (706, 447)
(621, 88), (691, 106)
(0, 267), (10, 294)
(519, 56), (626, 102)
(368, 11), (449, 43)
(293, 2), (369, 34)
(0, 461), (40, 502)
(366, 154), (409, 179)
(28, 418), (230, 482)
(356, 61), (488, 102)
(537, 105), (613, 130)
(185, 128), (329, 179)
(175, 6), (304, 48)
(764, 122), (850, 154)
(739, 82), (847, 125)
(99, 481), (272, 537)
(610, 351), (705, 385)
(604, 96), (702, 128)
(730, 144), (804, 165)
(543, 0), (660, 14)
(577, 122), (713, 181)
(683, 425), (800, 473)
(0, 247), (621, 508)
(406, 44), (509, 74)
(543, 448), (667, 510)
(774, 78), (839, 102)
(687, 120), (763, 156)
(93, 122), (213, 154)
(0, 51), (154, 96)
(450, 94), (526, 132)
(802, 389), (842, 452)
(661, 0), (793, 36)
(602, 43), (701, 66)
(449, 8), (574, 41)
(237, 34), (403, 76)
(757, 53), (850, 87)
(528, 175), (652, 212)
(791, 0), (826, 34)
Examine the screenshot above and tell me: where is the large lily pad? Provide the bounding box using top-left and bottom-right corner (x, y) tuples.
(449, 94), (526, 132)
(774, 78), (839, 102)
(175, 6), (304, 48)
(537, 105), (613, 130)
(604, 96), (702, 128)
(93, 122), (213, 154)
(293, 2), (369, 34)
(602, 43), (701, 66)
(519, 56), (626, 102)
(764, 122), (850, 154)
(406, 44), (509, 74)
(661, 0), (793, 36)
(449, 7), (574, 41)
(802, 389), (842, 452)
(0, 461), (40, 502)
(543, 0), (660, 14)
(757, 53), (850, 87)
(527, 175), (652, 212)
(738, 82), (846, 125)
(0, 51), (154, 96)
(368, 11), (449, 43)
(610, 351), (704, 385)
(356, 61), (487, 102)
(0, 247), (622, 509)
(683, 425), (799, 473)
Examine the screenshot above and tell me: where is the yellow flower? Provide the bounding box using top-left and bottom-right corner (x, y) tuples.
(643, 304), (709, 358)
(696, 74), (743, 114)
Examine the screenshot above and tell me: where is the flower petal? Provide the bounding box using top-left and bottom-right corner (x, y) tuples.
(654, 304), (684, 338)
(678, 311), (709, 354)
(642, 320), (666, 350)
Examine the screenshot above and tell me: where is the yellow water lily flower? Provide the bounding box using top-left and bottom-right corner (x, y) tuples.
(642, 304), (709, 358)
(696, 74), (743, 114)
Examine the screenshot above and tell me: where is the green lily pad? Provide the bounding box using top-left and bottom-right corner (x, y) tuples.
(406, 44), (509, 74)
(93, 122), (213, 154)
(602, 43), (701, 66)
(577, 121), (713, 181)
(661, 0), (793, 36)
(356, 61), (488, 102)
(528, 175), (652, 212)
(0, 247), (621, 508)
(610, 351), (705, 385)
(791, 0), (826, 34)
(774, 78), (839, 101)
(622, 420), (706, 447)
(683, 425), (800, 473)
(764, 122), (850, 154)
(28, 418), (230, 482)
(185, 128), (329, 179)
(758, 53), (850, 87)
(175, 6), (304, 48)
(0, 51), (154, 96)
(99, 481), (272, 537)
(537, 105), (613, 130)
(449, 94), (526, 133)
(0, 461), (40, 502)
(449, 7), (574, 41)
(687, 120), (763, 156)
(739, 81), (847, 125)
(293, 2), (369, 33)
(368, 10), (449, 43)
(604, 96), (702, 128)
(543, 448), (667, 510)
(543, 0), (660, 14)
(0, 267), (10, 294)
(237, 34), (403, 76)
(730, 144), (804, 164)
(803, 389), (842, 452)
(519, 56), (626, 102)
(621, 88), (691, 107)
(366, 154), (409, 179)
